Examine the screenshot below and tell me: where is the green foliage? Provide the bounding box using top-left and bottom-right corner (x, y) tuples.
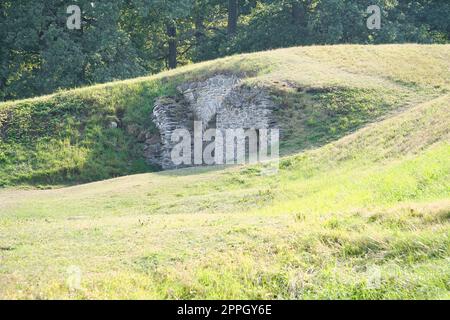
(1, 0), (449, 101)
(0, 0), (145, 101)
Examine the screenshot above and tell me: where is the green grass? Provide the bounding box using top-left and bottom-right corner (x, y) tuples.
(1, 44), (449, 186)
(0, 44), (449, 299)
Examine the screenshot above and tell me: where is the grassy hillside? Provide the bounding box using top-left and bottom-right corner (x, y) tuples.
(0, 44), (449, 299)
(0, 44), (449, 186)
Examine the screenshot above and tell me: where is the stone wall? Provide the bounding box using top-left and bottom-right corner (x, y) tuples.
(145, 74), (278, 170)
(178, 75), (240, 129)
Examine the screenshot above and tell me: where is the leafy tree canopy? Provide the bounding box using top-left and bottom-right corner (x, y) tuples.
(0, 0), (448, 101)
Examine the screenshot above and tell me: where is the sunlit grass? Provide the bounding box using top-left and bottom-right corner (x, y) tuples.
(0, 88), (449, 299)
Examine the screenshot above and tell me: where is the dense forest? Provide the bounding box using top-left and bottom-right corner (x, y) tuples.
(1, 0), (449, 101)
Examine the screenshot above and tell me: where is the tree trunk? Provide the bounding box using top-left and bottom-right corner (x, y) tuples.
(195, 15), (205, 44)
(0, 75), (6, 101)
(194, 15), (206, 61)
(227, 0), (238, 37)
(291, 1), (306, 27)
(166, 21), (177, 69)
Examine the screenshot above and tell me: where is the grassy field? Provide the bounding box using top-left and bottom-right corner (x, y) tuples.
(0, 44), (449, 299)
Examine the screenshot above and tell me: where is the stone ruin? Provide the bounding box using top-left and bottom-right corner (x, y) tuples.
(144, 74), (278, 170)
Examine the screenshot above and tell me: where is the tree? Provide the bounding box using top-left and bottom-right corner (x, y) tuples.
(228, 0), (238, 36)
(0, 0), (145, 101)
(166, 20), (178, 69)
(127, 0), (195, 70)
(291, 0), (307, 26)
(1, 0), (448, 102)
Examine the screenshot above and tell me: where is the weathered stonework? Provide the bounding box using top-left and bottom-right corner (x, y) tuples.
(178, 75), (240, 129)
(147, 97), (194, 169)
(145, 74), (278, 170)
(218, 85), (277, 129)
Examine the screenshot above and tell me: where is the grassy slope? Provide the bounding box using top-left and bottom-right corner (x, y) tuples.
(0, 44), (449, 186)
(0, 44), (449, 299)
